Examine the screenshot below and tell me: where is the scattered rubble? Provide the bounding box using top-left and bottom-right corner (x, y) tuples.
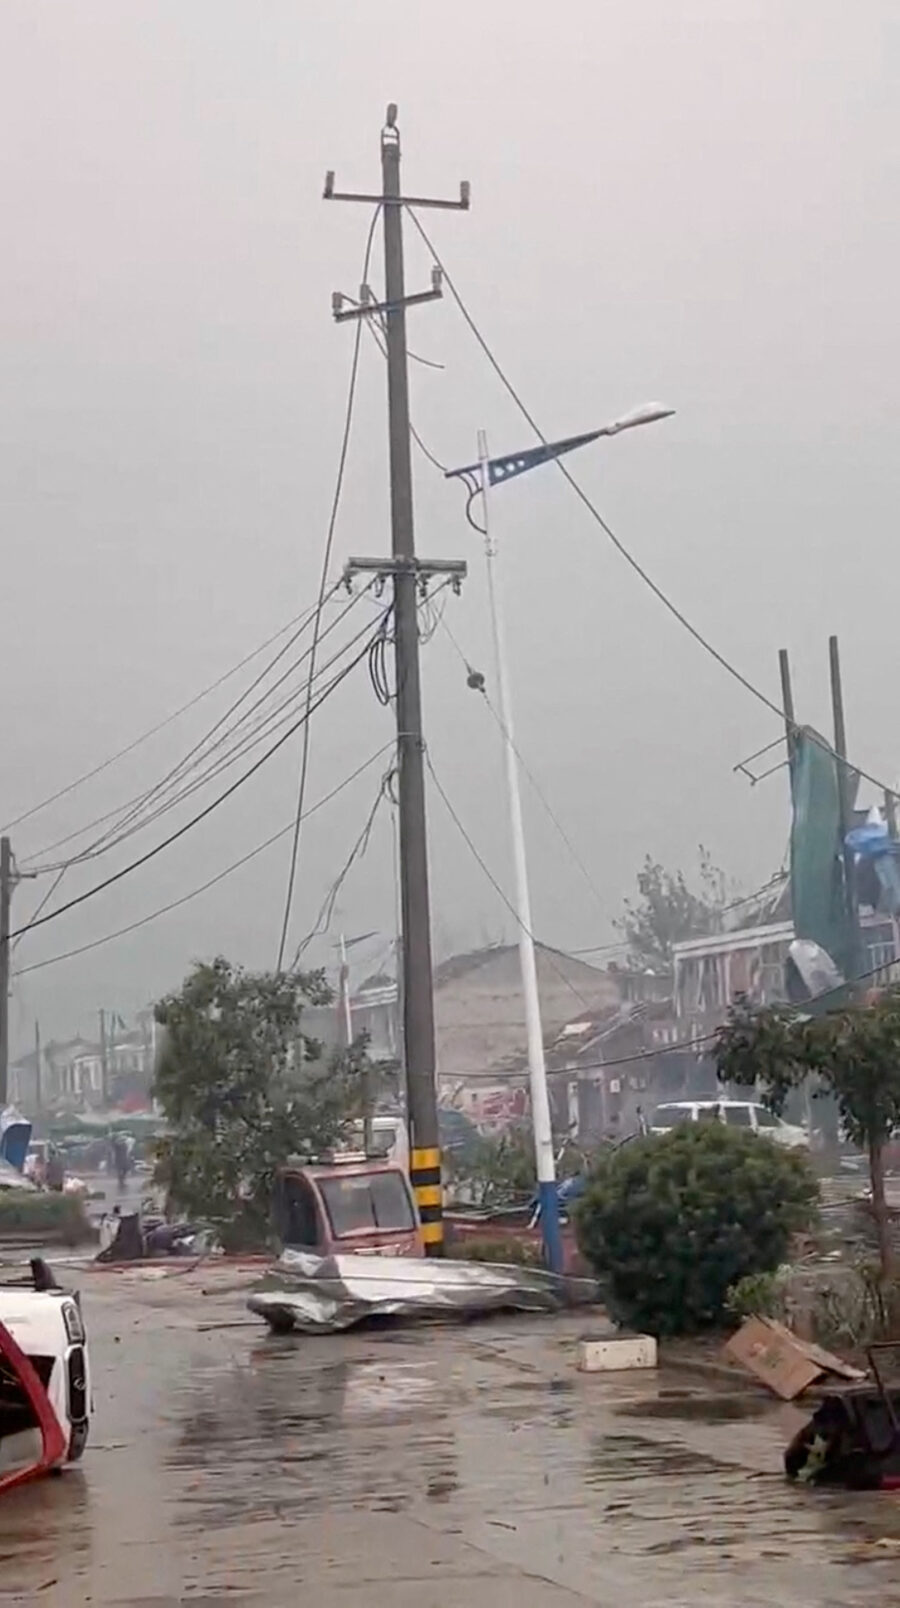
(247, 1248), (598, 1334)
(785, 1346), (900, 1488)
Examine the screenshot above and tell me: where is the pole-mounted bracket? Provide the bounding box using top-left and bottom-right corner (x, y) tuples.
(324, 170), (470, 212)
(343, 556), (467, 600)
(332, 268), (442, 324)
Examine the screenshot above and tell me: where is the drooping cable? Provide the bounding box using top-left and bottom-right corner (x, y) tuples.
(438, 609), (612, 924)
(12, 744), (397, 978)
(73, 578), (349, 864)
(0, 599), (328, 836)
(11, 867), (68, 956)
(424, 748), (593, 1013)
(275, 205), (382, 972)
(10, 627), (380, 942)
(28, 594), (381, 875)
(290, 765), (394, 967)
(406, 207), (896, 799)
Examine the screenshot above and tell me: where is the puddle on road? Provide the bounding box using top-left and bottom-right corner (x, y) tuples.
(167, 1350), (458, 1529)
(615, 1391), (770, 1424)
(8, 1313), (900, 1606)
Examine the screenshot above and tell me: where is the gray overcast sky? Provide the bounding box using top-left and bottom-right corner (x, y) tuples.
(1, 1), (898, 1047)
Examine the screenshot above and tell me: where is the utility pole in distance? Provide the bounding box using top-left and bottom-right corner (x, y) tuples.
(99, 1008), (109, 1107)
(0, 839), (12, 1106)
(325, 107), (469, 1253)
(829, 634), (864, 985)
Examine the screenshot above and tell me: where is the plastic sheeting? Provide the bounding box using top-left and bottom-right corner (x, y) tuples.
(790, 729), (853, 978)
(0, 1109), (31, 1174)
(786, 938), (844, 1002)
(247, 1249), (596, 1334)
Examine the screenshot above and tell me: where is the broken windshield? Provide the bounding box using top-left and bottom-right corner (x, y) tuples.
(318, 1172), (416, 1238)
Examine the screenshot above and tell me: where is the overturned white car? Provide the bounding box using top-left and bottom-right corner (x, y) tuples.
(0, 1261), (91, 1490)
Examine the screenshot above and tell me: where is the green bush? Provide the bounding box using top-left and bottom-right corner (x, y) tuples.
(574, 1123), (817, 1336)
(0, 1192), (94, 1246)
(725, 1269), (789, 1324)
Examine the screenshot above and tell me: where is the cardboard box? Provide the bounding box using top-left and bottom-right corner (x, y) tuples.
(725, 1315), (865, 1400)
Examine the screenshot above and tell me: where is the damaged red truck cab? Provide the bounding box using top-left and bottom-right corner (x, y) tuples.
(274, 1156), (424, 1258)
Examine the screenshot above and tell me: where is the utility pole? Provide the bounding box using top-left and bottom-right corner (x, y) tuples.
(0, 839), (12, 1107)
(778, 648), (797, 777)
(829, 635), (863, 984)
(34, 1020), (42, 1113)
(99, 1008), (109, 1107)
(325, 107), (469, 1253)
(338, 933), (373, 1154)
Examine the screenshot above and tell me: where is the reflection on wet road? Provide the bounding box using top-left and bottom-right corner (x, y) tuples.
(2, 1269), (900, 1605)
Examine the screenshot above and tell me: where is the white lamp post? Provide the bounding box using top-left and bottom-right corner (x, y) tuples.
(446, 405), (673, 1270)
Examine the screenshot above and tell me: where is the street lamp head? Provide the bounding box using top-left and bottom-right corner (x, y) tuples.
(604, 403), (675, 436)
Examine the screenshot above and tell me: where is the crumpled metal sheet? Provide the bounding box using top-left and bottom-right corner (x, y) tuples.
(247, 1249), (595, 1334)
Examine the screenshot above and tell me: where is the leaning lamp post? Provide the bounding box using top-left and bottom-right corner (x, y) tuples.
(445, 404), (674, 1272)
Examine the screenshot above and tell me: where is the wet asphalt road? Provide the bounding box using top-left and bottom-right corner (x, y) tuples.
(3, 1264), (900, 1606)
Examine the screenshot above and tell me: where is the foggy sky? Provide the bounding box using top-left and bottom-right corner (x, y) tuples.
(2, 1), (898, 1049)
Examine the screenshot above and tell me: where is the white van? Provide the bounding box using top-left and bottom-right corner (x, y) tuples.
(649, 1100), (808, 1149)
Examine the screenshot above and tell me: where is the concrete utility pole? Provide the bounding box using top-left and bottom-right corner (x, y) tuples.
(778, 647), (797, 774)
(34, 1020), (42, 1112)
(829, 635), (863, 983)
(0, 838), (12, 1106)
(99, 1008), (109, 1107)
(325, 107), (469, 1252)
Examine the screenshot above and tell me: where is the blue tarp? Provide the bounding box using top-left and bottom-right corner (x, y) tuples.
(0, 1107), (31, 1172)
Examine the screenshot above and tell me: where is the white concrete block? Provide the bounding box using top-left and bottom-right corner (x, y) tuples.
(577, 1332), (657, 1373)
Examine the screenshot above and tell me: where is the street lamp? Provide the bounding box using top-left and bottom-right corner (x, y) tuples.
(445, 405), (673, 1272)
(336, 929), (378, 1151)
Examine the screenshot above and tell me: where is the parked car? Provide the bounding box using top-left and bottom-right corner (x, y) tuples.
(648, 1099), (808, 1148)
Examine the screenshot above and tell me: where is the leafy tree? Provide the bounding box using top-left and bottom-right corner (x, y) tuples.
(573, 1122), (817, 1335)
(614, 848), (730, 971)
(715, 989), (900, 1277)
(153, 957), (373, 1250)
(446, 1126), (583, 1209)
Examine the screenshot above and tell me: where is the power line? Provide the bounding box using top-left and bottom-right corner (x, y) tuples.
(276, 207), (381, 973)
(424, 748), (594, 1014)
(12, 744), (397, 979)
(70, 578), (349, 866)
(25, 593), (380, 875)
(371, 275), (796, 949)
(438, 609), (613, 926)
(22, 582), (359, 870)
(563, 871), (788, 959)
(368, 270), (799, 957)
(406, 207), (897, 800)
(10, 629), (380, 943)
(11, 867), (67, 957)
(364, 318), (449, 473)
(291, 766), (394, 967)
(450, 948), (900, 1082)
(0, 600), (329, 837)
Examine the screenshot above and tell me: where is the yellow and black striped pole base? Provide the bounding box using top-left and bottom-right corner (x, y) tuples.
(410, 1146), (443, 1254)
